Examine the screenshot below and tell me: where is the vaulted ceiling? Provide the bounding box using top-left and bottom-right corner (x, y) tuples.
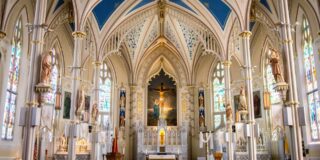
(53, 0), (273, 31)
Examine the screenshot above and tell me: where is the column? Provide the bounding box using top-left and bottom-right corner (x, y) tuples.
(22, 0), (47, 159)
(239, 31), (257, 160)
(278, 0), (303, 159)
(223, 60), (233, 160)
(91, 60), (101, 160)
(68, 31), (86, 160)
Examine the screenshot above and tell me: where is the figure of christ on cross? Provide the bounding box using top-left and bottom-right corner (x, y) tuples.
(153, 82), (172, 119)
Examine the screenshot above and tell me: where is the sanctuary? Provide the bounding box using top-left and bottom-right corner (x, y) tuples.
(0, 0), (319, 160)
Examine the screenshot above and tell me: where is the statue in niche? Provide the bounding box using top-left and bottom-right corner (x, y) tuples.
(238, 86), (247, 111)
(40, 52), (52, 84)
(225, 103), (233, 121)
(269, 48), (284, 83)
(75, 89), (85, 116)
(91, 103), (99, 122)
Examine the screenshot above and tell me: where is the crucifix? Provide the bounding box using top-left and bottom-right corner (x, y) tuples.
(154, 82), (171, 118)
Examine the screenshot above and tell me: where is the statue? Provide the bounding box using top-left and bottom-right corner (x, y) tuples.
(75, 89), (85, 116)
(238, 86), (247, 111)
(40, 52), (52, 84)
(269, 48), (284, 83)
(91, 103), (99, 122)
(58, 134), (67, 152)
(226, 104), (233, 122)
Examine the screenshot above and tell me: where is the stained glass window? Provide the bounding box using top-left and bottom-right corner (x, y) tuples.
(301, 16), (320, 141)
(46, 48), (59, 104)
(2, 18), (23, 140)
(266, 58), (281, 104)
(212, 62), (226, 129)
(99, 62), (112, 112)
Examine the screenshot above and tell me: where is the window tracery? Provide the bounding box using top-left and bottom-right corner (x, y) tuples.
(2, 18), (22, 140)
(212, 62), (225, 129)
(301, 16), (319, 141)
(99, 61), (113, 129)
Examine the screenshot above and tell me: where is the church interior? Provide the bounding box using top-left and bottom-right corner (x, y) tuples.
(0, 0), (319, 159)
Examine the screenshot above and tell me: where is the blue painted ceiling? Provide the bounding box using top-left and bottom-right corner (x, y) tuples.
(54, 0), (233, 30)
(199, 0), (231, 30)
(54, 0), (64, 12)
(260, 0), (272, 12)
(92, 0), (125, 29)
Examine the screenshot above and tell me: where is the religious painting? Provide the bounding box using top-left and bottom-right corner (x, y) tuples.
(63, 91), (71, 119)
(253, 91), (262, 118)
(147, 69), (177, 126)
(119, 89), (126, 127)
(198, 89), (205, 127)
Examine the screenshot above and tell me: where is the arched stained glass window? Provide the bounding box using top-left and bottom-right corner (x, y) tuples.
(99, 61), (112, 130)
(212, 62), (226, 129)
(46, 48), (59, 104)
(266, 50), (281, 104)
(2, 18), (23, 140)
(301, 16), (320, 141)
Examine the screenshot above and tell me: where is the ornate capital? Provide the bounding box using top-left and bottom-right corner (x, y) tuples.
(72, 31), (86, 38)
(239, 31), (252, 38)
(26, 100), (39, 107)
(222, 60), (232, 67)
(283, 39), (293, 44)
(0, 31), (6, 39)
(92, 61), (102, 66)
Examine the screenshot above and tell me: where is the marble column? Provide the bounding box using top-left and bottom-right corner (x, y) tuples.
(68, 31), (86, 160)
(22, 0), (48, 159)
(91, 60), (101, 160)
(278, 0), (303, 159)
(239, 31), (257, 160)
(223, 60), (233, 160)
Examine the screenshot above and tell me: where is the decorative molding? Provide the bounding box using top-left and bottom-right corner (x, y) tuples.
(239, 31), (252, 38)
(72, 31), (87, 38)
(222, 60), (232, 66)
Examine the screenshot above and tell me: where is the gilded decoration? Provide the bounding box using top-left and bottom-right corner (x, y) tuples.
(239, 31), (252, 38)
(72, 31), (87, 38)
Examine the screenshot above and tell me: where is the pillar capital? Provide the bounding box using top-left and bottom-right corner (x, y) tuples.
(239, 31), (252, 38)
(0, 31), (6, 39)
(92, 61), (102, 66)
(72, 31), (86, 39)
(222, 60), (232, 67)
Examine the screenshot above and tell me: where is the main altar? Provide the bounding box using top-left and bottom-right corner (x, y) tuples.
(135, 69), (188, 160)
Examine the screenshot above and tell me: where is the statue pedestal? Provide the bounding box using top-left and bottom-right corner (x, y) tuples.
(104, 152), (124, 160)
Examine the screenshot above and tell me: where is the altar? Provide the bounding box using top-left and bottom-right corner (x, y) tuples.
(147, 154), (177, 160)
